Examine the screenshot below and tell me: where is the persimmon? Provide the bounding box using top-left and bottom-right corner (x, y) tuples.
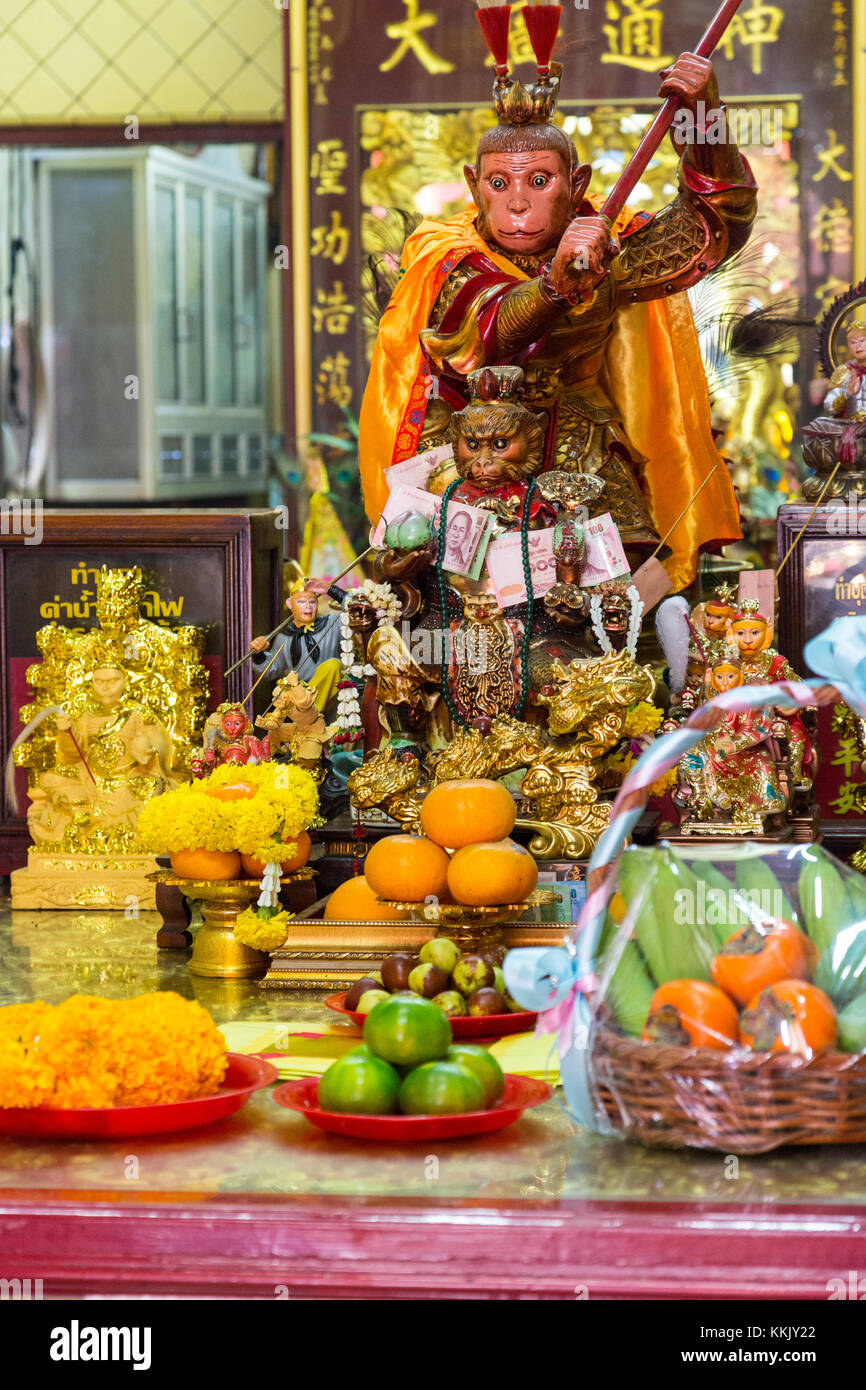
(643, 979), (738, 1051)
(420, 779), (516, 849)
(364, 834), (451, 904)
(740, 980), (837, 1057)
(711, 919), (817, 1007)
(446, 838), (538, 907)
(324, 875), (410, 922)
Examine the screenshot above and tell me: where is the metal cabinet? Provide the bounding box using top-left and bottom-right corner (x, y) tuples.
(37, 147), (269, 500)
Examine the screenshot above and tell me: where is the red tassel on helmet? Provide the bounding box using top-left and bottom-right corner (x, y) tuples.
(474, 0), (512, 75)
(522, 1), (562, 74)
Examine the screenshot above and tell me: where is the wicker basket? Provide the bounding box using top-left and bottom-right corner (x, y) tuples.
(593, 1023), (866, 1154)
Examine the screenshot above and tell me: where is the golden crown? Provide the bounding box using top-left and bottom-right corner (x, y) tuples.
(847, 320), (866, 336)
(466, 365), (524, 401)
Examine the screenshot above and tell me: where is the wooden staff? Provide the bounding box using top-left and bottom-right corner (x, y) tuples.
(600, 0), (748, 227)
(223, 546), (374, 679)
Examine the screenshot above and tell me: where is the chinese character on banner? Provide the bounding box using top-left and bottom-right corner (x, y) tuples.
(316, 353), (354, 409)
(813, 129), (854, 183)
(310, 139), (348, 196)
(832, 736), (862, 781)
(810, 199), (853, 256)
(380, 0), (455, 74)
(602, 0), (673, 73)
(716, 0), (784, 76)
(312, 283), (356, 335)
(311, 211), (350, 267)
(829, 781), (864, 816)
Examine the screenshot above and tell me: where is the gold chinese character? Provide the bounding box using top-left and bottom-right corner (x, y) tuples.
(602, 0), (673, 73)
(312, 283), (356, 336)
(380, 0), (455, 74)
(832, 737), (862, 780)
(311, 210), (351, 267)
(311, 139), (348, 196)
(830, 780), (864, 816)
(813, 129), (854, 183)
(484, 0), (534, 68)
(717, 0), (783, 77)
(316, 352), (354, 410)
(810, 199), (853, 256)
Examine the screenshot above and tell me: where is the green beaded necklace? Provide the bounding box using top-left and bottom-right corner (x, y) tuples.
(436, 477), (536, 730)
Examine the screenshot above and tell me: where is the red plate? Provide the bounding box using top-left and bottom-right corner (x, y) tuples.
(0, 1053), (278, 1139)
(273, 1073), (552, 1140)
(325, 991), (537, 1038)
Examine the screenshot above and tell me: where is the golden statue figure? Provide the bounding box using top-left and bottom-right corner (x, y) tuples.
(10, 566), (208, 909)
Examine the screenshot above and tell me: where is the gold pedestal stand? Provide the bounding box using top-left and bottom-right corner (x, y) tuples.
(380, 889), (559, 957)
(149, 867), (316, 979)
(11, 849), (161, 910)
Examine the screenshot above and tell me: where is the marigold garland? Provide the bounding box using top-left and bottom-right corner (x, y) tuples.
(0, 993), (227, 1110)
(234, 906), (292, 952)
(137, 761), (320, 864)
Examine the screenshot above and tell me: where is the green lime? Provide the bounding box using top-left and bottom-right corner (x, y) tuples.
(317, 1052), (401, 1114)
(446, 1043), (505, 1106)
(398, 1061), (485, 1115)
(363, 993), (451, 1067)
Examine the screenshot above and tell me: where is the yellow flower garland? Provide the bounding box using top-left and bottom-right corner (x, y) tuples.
(137, 761), (319, 864)
(234, 907), (292, 952)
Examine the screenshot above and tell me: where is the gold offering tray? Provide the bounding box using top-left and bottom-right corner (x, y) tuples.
(148, 866), (315, 897)
(380, 887), (558, 924)
(377, 888), (560, 951)
(147, 867), (317, 979)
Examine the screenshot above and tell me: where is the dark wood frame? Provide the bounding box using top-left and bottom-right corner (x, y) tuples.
(778, 502), (866, 856)
(0, 510), (283, 873)
(1, 1190), (864, 1299)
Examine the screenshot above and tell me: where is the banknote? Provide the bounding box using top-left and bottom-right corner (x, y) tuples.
(384, 443), (453, 492)
(485, 527), (558, 607)
(373, 483), (489, 578)
(579, 513), (630, 586)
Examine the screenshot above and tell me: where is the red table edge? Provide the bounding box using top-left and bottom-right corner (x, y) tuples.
(1, 1191), (864, 1299)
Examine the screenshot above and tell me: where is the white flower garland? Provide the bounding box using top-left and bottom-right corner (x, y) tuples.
(590, 584), (644, 659)
(335, 580), (400, 743)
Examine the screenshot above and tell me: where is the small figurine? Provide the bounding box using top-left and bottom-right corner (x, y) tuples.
(249, 576), (343, 711)
(825, 320), (866, 420)
(728, 598), (813, 788)
(674, 658), (786, 831)
(203, 702), (268, 769)
(692, 581), (738, 659)
(445, 367), (555, 531)
(25, 665), (179, 850)
(256, 671), (336, 769)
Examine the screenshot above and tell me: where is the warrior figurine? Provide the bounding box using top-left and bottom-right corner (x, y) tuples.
(360, 9), (755, 592)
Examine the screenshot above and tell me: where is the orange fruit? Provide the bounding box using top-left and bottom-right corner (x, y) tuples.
(446, 838), (538, 907)
(420, 778), (516, 849)
(324, 875), (410, 922)
(241, 830), (311, 879)
(170, 848), (241, 880)
(364, 834), (450, 904)
(206, 781), (257, 802)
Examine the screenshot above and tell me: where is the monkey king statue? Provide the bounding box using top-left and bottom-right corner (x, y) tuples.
(359, 3), (755, 594)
